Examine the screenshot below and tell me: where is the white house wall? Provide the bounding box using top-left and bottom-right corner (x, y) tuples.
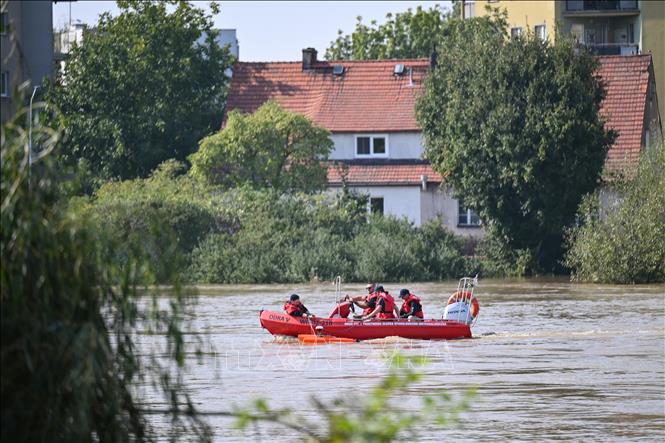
(329, 132), (424, 159)
(420, 186), (485, 237)
(329, 186), (422, 225)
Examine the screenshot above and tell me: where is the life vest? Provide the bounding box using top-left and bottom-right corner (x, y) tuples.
(376, 292), (396, 319)
(400, 293), (424, 318)
(363, 292), (379, 316)
(328, 301), (352, 318)
(283, 300), (306, 316)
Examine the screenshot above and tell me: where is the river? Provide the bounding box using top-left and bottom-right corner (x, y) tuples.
(148, 278), (665, 441)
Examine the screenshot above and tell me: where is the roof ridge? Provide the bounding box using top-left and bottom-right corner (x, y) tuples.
(236, 58), (430, 65)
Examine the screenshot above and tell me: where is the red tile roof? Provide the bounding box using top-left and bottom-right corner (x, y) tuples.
(326, 162), (442, 186)
(597, 55), (653, 173)
(226, 59), (429, 132)
(226, 54), (656, 177)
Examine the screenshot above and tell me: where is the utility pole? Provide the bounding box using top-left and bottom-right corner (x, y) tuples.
(29, 85), (40, 179)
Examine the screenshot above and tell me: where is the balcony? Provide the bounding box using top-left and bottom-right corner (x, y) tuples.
(582, 43), (639, 55)
(565, 1), (639, 16)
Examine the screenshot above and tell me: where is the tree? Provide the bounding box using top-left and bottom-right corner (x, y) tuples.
(45, 0), (232, 185)
(189, 101), (333, 193)
(416, 14), (615, 273)
(325, 5), (453, 60)
(565, 144), (665, 283)
(1, 107), (210, 440)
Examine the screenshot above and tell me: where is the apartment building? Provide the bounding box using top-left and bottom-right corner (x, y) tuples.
(1, 0), (53, 122)
(467, 0), (665, 122)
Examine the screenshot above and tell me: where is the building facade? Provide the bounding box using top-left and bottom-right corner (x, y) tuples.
(1, 0), (53, 122)
(469, 0), (665, 123)
(225, 49), (483, 236)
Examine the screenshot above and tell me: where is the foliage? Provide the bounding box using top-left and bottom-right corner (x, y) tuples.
(325, 5), (453, 60)
(473, 223), (537, 277)
(189, 101), (333, 193)
(416, 13), (615, 274)
(188, 189), (472, 284)
(565, 144), (665, 283)
(70, 159), (234, 282)
(233, 352), (475, 442)
(1, 110), (210, 440)
(45, 0), (232, 185)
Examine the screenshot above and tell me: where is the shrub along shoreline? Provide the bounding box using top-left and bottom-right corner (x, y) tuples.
(72, 143), (665, 286)
(71, 161), (482, 284)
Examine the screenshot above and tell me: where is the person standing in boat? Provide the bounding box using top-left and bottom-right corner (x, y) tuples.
(398, 289), (424, 320)
(283, 294), (312, 317)
(360, 285), (396, 321)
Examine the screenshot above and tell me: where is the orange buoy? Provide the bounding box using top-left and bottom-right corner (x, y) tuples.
(447, 291), (480, 317)
(297, 334), (356, 344)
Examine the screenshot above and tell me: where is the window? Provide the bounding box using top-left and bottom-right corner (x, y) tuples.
(458, 202), (481, 227)
(355, 135), (388, 157)
(370, 197), (384, 215)
(535, 24), (547, 42)
(357, 136), (370, 155)
(628, 23), (634, 44)
(0, 12), (7, 35)
(511, 27), (523, 38)
(1, 71), (9, 97)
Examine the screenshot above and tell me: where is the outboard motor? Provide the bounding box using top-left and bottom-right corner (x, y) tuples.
(443, 276), (480, 325)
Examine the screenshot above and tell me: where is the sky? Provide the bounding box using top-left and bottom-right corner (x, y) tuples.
(53, 1), (451, 61)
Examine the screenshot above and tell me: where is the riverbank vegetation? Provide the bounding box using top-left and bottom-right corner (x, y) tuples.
(565, 144), (665, 283)
(72, 168), (477, 284)
(1, 111), (210, 441)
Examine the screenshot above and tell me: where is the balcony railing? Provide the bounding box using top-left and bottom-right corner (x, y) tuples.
(566, 1), (639, 12)
(583, 43), (639, 55)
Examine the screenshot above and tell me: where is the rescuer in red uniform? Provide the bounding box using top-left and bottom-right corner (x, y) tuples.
(283, 294), (312, 317)
(398, 289), (424, 320)
(360, 285), (396, 320)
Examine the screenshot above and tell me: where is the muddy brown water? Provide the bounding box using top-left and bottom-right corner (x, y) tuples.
(143, 278), (665, 441)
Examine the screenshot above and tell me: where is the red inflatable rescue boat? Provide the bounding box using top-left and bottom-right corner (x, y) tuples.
(259, 310), (471, 340)
(260, 277), (479, 341)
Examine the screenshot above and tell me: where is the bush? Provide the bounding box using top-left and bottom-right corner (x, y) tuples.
(72, 160), (233, 282)
(564, 145), (665, 283)
(189, 190), (474, 283)
(80, 172), (476, 284)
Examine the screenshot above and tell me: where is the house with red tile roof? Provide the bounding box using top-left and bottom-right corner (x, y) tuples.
(225, 49), (661, 233)
(596, 55), (661, 175)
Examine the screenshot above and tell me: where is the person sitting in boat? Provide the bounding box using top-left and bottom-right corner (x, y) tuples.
(398, 289), (424, 320)
(360, 285), (396, 321)
(283, 294), (312, 317)
(346, 283), (378, 317)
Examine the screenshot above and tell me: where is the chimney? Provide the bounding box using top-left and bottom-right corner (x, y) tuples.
(302, 47), (318, 70)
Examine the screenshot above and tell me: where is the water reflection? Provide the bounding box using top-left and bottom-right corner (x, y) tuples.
(145, 278), (665, 441)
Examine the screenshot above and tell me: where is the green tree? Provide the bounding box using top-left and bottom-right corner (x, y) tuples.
(565, 144), (665, 283)
(325, 5), (453, 60)
(1, 109), (210, 440)
(45, 0), (232, 185)
(416, 14), (615, 273)
(189, 101), (333, 192)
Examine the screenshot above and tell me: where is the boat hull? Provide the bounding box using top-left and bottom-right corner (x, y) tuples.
(259, 310), (471, 340)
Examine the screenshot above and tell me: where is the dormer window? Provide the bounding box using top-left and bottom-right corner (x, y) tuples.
(355, 134), (388, 157)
